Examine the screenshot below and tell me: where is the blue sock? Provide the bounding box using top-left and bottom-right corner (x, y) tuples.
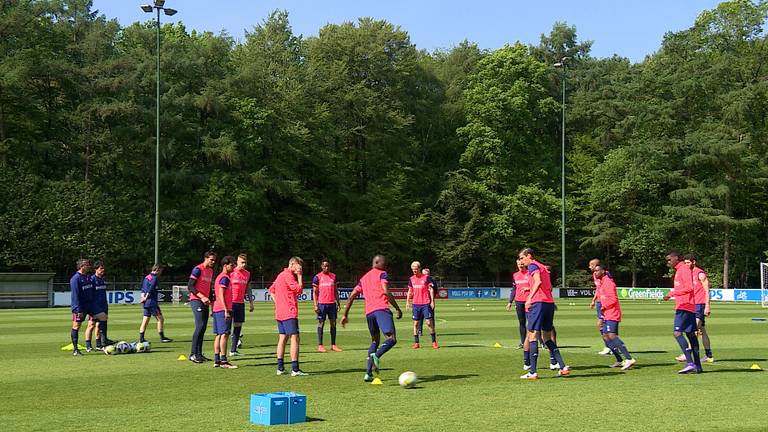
(431, 333), (436, 343)
(548, 345), (556, 365)
(687, 333), (701, 368)
(418, 319), (423, 335)
(607, 338), (623, 361)
(98, 321), (107, 345)
(221, 355), (227, 363)
(232, 326), (241, 350)
(524, 350), (531, 366)
(615, 337), (632, 360)
(330, 326), (337, 345)
(366, 342), (377, 374)
(71, 328), (79, 347)
(544, 340), (566, 369)
(705, 348), (713, 358)
(214, 353), (220, 363)
(529, 341), (539, 374)
(291, 360), (299, 372)
(376, 337), (396, 357)
(85, 339), (92, 349)
(317, 325), (324, 345)
(675, 335), (692, 363)
(139, 332), (145, 342)
(277, 357), (284, 371)
(414, 334), (420, 343)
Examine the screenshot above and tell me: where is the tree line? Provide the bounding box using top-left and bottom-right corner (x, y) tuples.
(1, 0), (767, 287)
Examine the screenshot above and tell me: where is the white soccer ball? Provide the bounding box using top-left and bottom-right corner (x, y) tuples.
(398, 371), (418, 388)
(141, 341), (151, 352)
(134, 341), (145, 353)
(116, 341), (131, 354)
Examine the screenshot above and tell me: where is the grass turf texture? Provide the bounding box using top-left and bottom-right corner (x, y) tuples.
(2, 300), (767, 431)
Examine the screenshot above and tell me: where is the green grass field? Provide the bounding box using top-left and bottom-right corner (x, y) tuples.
(2, 300), (767, 431)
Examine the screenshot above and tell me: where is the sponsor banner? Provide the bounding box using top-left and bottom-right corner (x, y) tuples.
(54, 290), (146, 306)
(617, 288), (671, 300)
(446, 288), (500, 299)
(560, 288), (596, 298)
(733, 289), (765, 302)
(708, 289), (734, 302)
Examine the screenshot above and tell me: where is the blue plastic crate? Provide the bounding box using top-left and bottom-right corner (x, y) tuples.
(250, 393), (289, 426)
(272, 392), (307, 424)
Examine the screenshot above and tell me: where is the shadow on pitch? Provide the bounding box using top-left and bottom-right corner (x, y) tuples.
(558, 345), (591, 349)
(718, 358), (767, 362)
(311, 367), (393, 376)
(437, 332), (479, 336)
(418, 373), (479, 383)
(306, 417), (325, 423)
(701, 368), (763, 374)
(631, 350), (668, 354)
(439, 344), (485, 349)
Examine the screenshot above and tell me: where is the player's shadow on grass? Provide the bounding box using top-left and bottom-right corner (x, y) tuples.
(558, 345), (591, 349)
(245, 360), (323, 368)
(631, 350), (668, 354)
(718, 358), (767, 362)
(437, 332), (479, 336)
(417, 373), (479, 383)
(306, 417), (325, 423)
(439, 344), (485, 349)
(311, 367), (393, 376)
(702, 368), (764, 374)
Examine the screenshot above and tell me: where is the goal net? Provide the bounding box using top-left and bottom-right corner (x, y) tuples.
(761, 263), (768, 308)
(172, 285), (188, 305)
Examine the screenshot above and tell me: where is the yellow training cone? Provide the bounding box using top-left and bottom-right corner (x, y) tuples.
(371, 377), (383, 385)
(494, 342), (503, 348)
(177, 355), (188, 361)
(750, 364), (762, 370)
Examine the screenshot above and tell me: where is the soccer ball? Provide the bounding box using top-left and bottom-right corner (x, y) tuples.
(398, 371), (418, 388)
(116, 341), (131, 354)
(142, 341), (151, 352)
(133, 342), (144, 353)
(103, 345), (116, 355)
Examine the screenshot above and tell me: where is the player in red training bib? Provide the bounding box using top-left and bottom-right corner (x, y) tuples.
(406, 261), (438, 349)
(518, 248), (570, 379)
(341, 255), (403, 382)
(313, 259), (342, 353)
(269, 256), (307, 376)
(683, 254), (714, 363)
(588, 258), (613, 357)
(507, 258), (530, 350)
(187, 251), (216, 364)
(662, 251), (702, 374)
(229, 253), (253, 357)
(594, 264), (636, 370)
(212, 256), (238, 369)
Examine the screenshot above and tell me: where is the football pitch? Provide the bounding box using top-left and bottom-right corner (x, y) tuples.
(2, 300), (767, 431)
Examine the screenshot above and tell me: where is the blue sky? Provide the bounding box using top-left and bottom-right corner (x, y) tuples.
(92, 0), (723, 62)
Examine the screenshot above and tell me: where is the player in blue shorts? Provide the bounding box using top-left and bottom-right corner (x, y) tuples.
(342, 255), (403, 382)
(406, 261), (438, 349)
(69, 259), (94, 356)
(139, 265), (172, 343)
(84, 261), (113, 351)
(313, 259), (342, 352)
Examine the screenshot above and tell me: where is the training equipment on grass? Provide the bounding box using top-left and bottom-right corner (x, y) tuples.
(371, 377), (383, 385)
(60, 343), (86, 351)
(103, 345), (116, 355)
(250, 392), (306, 426)
(750, 364), (762, 370)
(493, 342), (503, 348)
(398, 371), (417, 388)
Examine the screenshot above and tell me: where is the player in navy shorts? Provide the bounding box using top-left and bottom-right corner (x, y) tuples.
(84, 261), (112, 351)
(69, 259), (93, 356)
(139, 265), (172, 343)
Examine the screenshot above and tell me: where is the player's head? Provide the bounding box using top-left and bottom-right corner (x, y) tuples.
(372, 254), (387, 270)
(221, 255), (236, 272)
(93, 260), (105, 277)
(516, 258), (526, 271)
(410, 261), (421, 275)
(683, 253), (697, 269)
(288, 256), (304, 274)
(151, 263), (163, 275)
(76, 258), (91, 273)
(423, 267), (430, 276)
(518, 248), (535, 265)
(237, 253), (247, 270)
(594, 264), (606, 278)
(203, 250), (217, 267)
(665, 251), (682, 268)
(321, 259), (330, 273)
(588, 258), (601, 272)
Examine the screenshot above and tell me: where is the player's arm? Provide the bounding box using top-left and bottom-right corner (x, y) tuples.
(506, 281), (515, 311)
(701, 273), (711, 315)
(340, 288), (361, 327)
(216, 280), (230, 319)
(526, 271), (541, 309)
(187, 268), (209, 304)
(429, 284), (435, 310)
(247, 279), (254, 312)
(140, 281), (149, 303)
(70, 277), (81, 313)
(405, 286), (413, 310)
(312, 275), (320, 313)
(382, 280), (402, 319)
(334, 280), (341, 309)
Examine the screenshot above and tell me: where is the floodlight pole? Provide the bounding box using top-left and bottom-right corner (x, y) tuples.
(554, 57), (569, 291)
(141, 1), (177, 265)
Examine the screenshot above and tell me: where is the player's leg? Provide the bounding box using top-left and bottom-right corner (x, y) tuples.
(697, 308), (713, 361)
(365, 314), (381, 379)
(276, 321), (288, 374)
(189, 300), (206, 362)
(317, 311), (327, 352)
(542, 304), (568, 374)
(425, 306), (438, 348)
(154, 307), (171, 342)
(412, 306), (421, 348)
(139, 312), (151, 343)
(219, 314), (237, 369)
(71, 313), (84, 356)
(213, 333), (222, 366)
(289, 330), (306, 375)
(84, 317), (96, 351)
(686, 329), (702, 372)
(374, 311), (397, 358)
(230, 303), (244, 355)
(515, 302), (527, 347)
